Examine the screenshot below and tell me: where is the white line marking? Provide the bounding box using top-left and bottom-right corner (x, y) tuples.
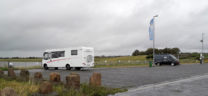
(114, 73), (208, 96)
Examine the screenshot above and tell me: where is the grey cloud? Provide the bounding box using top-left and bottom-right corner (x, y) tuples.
(0, 0), (208, 57)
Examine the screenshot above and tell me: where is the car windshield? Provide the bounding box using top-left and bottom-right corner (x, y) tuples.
(170, 55), (177, 60)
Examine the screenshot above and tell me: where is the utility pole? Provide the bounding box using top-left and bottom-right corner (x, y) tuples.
(200, 33), (204, 64)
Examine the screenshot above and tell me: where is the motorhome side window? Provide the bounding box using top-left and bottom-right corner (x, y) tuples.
(71, 50), (78, 55)
(51, 51), (65, 58)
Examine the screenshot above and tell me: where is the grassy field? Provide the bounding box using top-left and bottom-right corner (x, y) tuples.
(0, 58), (41, 62)
(0, 56), (147, 62)
(95, 55), (208, 67)
(0, 78), (127, 96)
(95, 55), (149, 67)
(0, 55), (207, 68)
(0, 78), (39, 96)
(95, 55), (147, 62)
(94, 64), (148, 68)
(0, 66), (42, 71)
(179, 59), (199, 64)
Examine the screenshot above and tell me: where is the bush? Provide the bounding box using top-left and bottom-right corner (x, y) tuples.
(146, 54), (153, 59)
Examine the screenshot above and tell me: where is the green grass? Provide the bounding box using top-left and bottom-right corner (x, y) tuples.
(95, 55), (147, 62)
(95, 63), (147, 68)
(0, 56), (146, 62)
(0, 67), (9, 71)
(0, 56), (207, 68)
(179, 59), (199, 64)
(15, 66), (42, 70)
(95, 55), (149, 67)
(0, 78), (127, 96)
(205, 59), (208, 63)
(0, 66), (42, 71)
(0, 78), (39, 96)
(54, 83), (127, 96)
(0, 58), (41, 62)
(95, 56), (208, 67)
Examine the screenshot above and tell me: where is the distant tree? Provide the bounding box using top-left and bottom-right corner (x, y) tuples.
(139, 51), (146, 55)
(163, 48), (171, 54)
(155, 48), (160, 54)
(145, 48), (153, 55)
(172, 48), (180, 54)
(28, 57), (37, 59)
(158, 49), (163, 54)
(132, 47), (182, 59)
(12, 57), (19, 59)
(132, 50), (140, 56)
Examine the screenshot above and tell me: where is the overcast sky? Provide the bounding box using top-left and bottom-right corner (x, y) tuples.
(0, 0), (208, 57)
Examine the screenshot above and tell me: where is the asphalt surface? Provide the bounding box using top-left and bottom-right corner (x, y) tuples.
(115, 73), (208, 96)
(14, 63), (208, 88)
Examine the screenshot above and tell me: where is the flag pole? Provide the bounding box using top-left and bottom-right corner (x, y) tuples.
(153, 18), (155, 65)
(153, 15), (158, 65)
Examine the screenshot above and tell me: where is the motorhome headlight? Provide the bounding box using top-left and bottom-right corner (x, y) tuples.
(87, 55), (93, 63)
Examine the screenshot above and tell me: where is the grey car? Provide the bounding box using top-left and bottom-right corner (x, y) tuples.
(154, 54), (180, 66)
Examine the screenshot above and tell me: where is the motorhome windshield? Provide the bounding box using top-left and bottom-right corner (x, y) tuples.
(43, 52), (49, 60)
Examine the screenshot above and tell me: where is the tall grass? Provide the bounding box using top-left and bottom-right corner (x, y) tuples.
(0, 78), (39, 96)
(0, 78), (127, 96)
(54, 83), (127, 96)
(95, 55), (147, 62)
(0, 66), (42, 71)
(0, 58), (41, 62)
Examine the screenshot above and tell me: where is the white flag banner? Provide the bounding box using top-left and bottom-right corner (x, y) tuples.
(149, 18), (154, 40)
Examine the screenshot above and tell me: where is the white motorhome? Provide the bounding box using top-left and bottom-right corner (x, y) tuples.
(42, 47), (94, 70)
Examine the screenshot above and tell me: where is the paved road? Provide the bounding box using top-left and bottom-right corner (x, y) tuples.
(114, 73), (208, 96)
(15, 63), (208, 88)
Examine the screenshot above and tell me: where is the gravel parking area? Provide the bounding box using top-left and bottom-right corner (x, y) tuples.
(13, 63), (208, 88)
